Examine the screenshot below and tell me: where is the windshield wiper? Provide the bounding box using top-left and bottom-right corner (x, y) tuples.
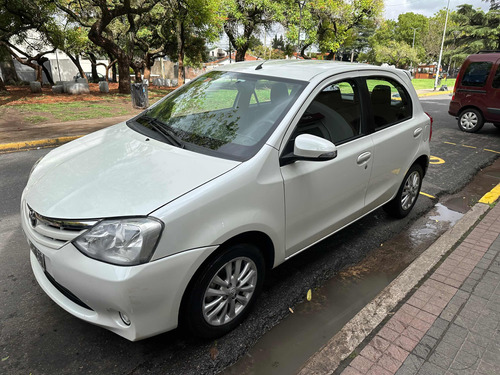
(139, 115), (185, 149)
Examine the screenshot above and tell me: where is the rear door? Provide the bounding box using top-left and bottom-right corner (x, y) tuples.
(361, 73), (424, 211)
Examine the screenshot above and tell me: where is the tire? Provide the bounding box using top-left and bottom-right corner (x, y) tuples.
(457, 108), (484, 133)
(182, 243), (265, 339)
(384, 164), (423, 219)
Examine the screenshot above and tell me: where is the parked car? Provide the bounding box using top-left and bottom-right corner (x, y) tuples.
(448, 51), (500, 132)
(73, 72), (106, 82)
(22, 61), (431, 341)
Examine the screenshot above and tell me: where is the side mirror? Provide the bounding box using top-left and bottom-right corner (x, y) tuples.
(281, 134), (337, 166)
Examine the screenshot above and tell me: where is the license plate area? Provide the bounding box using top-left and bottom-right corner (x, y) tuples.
(30, 242), (46, 271)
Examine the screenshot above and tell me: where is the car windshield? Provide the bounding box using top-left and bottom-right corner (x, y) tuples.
(129, 71), (306, 161)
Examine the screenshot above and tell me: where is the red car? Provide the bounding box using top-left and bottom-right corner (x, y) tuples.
(449, 51), (500, 132)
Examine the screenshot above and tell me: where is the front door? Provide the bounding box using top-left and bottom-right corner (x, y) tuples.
(280, 78), (373, 257)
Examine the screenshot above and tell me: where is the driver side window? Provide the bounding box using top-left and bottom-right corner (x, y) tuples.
(291, 80), (362, 146)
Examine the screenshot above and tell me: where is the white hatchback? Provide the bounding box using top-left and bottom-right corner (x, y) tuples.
(22, 60), (431, 340)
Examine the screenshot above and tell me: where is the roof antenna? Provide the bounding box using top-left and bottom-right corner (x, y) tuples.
(255, 60), (267, 70)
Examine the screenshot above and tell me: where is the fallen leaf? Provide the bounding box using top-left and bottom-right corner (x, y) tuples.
(307, 289), (312, 301)
(289, 307), (294, 313)
(209, 346), (219, 361)
(2, 356), (9, 362)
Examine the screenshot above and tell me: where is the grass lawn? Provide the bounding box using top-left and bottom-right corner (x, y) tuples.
(411, 78), (455, 90)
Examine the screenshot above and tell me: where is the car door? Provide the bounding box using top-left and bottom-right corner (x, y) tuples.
(487, 59), (500, 123)
(361, 73), (424, 211)
(280, 76), (374, 257)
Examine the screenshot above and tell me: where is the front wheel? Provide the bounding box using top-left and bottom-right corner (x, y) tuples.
(384, 164), (423, 219)
(182, 243), (265, 339)
(458, 108), (484, 133)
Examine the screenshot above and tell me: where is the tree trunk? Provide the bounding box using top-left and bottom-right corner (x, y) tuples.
(176, 18), (185, 85)
(0, 75), (7, 91)
(144, 53), (152, 81)
(112, 61), (117, 82)
(38, 57), (54, 85)
(0, 45), (19, 84)
(87, 53), (99, 83)
(117, 59), (131, 93)
(235, 47), (247, 62)
(67, 53), (87, 81)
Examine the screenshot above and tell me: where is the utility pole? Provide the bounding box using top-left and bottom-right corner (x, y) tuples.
(434, 0), (450, 90)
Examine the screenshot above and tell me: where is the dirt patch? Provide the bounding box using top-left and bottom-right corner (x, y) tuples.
(0, 84), (175, 129)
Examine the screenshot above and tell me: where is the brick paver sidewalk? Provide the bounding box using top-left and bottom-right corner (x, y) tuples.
(341, 204), (500, 375)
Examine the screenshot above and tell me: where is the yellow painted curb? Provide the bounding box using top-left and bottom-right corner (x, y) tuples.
(417, 90), (452, 97)
(0, 136), (82, 153)
(479, 183), (500, 205)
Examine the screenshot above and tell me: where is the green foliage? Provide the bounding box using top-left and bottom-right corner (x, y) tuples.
(448, 4), (500, 61)
(371, 40), (419, 68)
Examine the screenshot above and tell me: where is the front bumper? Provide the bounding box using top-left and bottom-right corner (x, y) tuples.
(22, 198), (217, 341)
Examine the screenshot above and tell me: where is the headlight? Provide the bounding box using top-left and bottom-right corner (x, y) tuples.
(73, 217), (163, 266)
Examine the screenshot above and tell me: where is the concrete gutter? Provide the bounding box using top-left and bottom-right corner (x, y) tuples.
(298, 201), (490, 375)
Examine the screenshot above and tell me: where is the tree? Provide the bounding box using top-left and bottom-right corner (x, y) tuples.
(373, 40), (418, 68)
(449, 4), (500, 60)
(281, 0), (383, 58)
(56, 0), (156, 93)
(224, 0), (285, 62)
(0, 0), (57, 86)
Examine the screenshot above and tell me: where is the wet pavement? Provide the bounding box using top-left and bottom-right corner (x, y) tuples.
(223, 160), (500, 375)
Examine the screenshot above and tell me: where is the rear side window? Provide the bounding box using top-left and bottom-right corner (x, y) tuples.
(461, 62), (493, 87)
(493, 64), (500, 89)
(366, 78), (412, 130)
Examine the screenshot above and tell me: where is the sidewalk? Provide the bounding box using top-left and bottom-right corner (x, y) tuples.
(301, 202), (500, 375)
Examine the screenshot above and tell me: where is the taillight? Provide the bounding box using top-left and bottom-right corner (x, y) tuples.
(452, 72), (460, 101)
(425, 112), (433, 141)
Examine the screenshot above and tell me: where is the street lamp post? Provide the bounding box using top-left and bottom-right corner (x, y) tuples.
(434, 0), (451, 90)
(297, 1), (306, 58)
(410, 27), (419, 76)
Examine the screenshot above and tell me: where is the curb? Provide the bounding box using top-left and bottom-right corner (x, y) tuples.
(417, 90), (452, 97)
(298, 202), (490, 375)
(0, 136), (82, 153)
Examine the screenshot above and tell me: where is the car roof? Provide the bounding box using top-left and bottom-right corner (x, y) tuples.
(466, 52), (500, 63)
(213, 60), (401, 82)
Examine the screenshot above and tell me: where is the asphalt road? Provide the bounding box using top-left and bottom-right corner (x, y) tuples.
(1, 94), (500, 375)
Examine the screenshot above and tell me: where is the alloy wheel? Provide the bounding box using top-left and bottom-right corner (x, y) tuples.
(202, 257), (257, 326)
(401, 171), (420, 211)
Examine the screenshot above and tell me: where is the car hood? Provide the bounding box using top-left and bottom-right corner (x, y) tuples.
(24, 123), (240, 219)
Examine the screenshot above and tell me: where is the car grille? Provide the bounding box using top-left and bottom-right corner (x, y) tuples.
(23, 203), (96, 249)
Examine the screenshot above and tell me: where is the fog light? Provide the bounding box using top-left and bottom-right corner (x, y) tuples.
(119, 312), (131, 326)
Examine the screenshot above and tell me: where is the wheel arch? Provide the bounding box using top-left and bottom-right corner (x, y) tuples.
(414, 154), (430, 176)
(458, 105), (484, 118)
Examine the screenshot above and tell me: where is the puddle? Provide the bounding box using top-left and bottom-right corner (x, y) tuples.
(409, 203), (463, 240)
(223, 203), (463, 375)
(223, 160), (500, 375)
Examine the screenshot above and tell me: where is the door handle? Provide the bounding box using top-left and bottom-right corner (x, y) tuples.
(413, 128), (423, 137)
(357, 152), (371, 165)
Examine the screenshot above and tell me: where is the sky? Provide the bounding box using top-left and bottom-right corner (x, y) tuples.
(384, 0), (492, 20)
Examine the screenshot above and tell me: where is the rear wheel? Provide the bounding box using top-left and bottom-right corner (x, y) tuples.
(384, 164), (423, 219)
(182, 243), (265, 338)
(458, 108), (484, 133)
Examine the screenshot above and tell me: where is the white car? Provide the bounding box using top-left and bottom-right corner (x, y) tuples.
(22, 60), (431, 341)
